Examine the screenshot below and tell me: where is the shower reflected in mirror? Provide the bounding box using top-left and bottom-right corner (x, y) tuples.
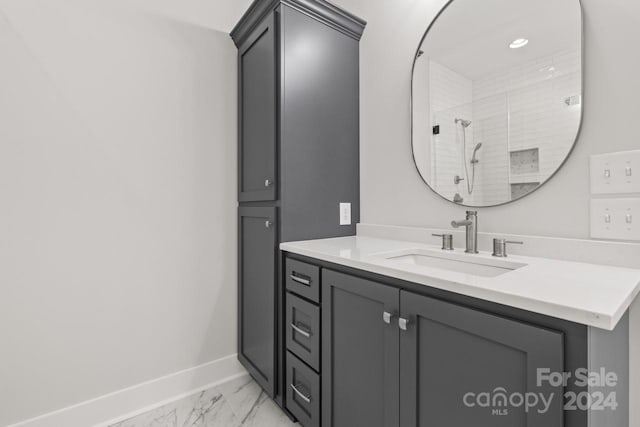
(411, 0), (583, 207)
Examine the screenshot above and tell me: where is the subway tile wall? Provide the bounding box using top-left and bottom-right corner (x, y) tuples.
(429, 61), (473, 204)
(429, 50), (581, 205)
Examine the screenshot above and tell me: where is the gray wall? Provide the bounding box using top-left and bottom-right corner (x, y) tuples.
(0, 1), (237, 424)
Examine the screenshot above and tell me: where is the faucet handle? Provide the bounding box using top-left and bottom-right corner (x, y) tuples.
(492, 239), (523, 258)
(433, 234), (454, 251)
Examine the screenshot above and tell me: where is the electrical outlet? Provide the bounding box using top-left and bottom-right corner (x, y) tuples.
(339, 203), (351, 226)
(590, 150), (640, 194)
(590, 198), (640, 241)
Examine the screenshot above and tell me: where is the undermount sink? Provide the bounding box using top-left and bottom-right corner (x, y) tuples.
(382, 249), (527, 278)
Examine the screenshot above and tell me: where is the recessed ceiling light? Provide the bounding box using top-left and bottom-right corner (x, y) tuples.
(509, 38), (529, 49)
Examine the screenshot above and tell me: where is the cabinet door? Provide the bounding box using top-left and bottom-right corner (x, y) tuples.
(400, 291), (564, 427)
(279, 5), (360, 241)
(238, 12), (277, 202)
(238, 207), (277, 395)
(322, 270), (399, 427)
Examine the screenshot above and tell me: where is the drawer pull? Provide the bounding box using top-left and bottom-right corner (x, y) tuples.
(289, 274), (311, 286)
(291, 322), (311, 338)
(291, 383), (312, 404)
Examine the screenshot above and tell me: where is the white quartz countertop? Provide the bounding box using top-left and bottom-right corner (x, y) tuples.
(280, 236), (640, 330)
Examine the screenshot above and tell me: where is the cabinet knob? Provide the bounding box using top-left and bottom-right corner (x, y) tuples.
(399, 317), (410, 331)
(383, 311), (394, 324)
(265, 220), (273, 229)
(264, 179), (273, 188)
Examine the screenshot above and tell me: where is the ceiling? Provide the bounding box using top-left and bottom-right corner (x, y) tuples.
(0, 0), (255, 33)
(127, 0), (254, 33)
(419, 0), (582, 81)
(0, 0), (580, 78)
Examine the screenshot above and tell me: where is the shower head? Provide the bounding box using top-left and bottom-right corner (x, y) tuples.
(471, 142), (483, 164)
(455, 118), (472, 128)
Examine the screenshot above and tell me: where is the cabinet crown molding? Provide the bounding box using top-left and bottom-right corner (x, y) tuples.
(231, 0), (366, 46)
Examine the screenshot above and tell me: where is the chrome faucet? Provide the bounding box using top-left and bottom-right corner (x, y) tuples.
(451, 211), (479, 254)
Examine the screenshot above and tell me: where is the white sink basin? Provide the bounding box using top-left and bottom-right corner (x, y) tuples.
(383, 249), (527, 278)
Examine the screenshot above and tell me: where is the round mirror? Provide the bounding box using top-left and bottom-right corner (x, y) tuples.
(411, 0), (583, 207)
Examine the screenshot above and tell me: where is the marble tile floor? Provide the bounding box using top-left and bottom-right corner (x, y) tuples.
(109, 375), (299, 427)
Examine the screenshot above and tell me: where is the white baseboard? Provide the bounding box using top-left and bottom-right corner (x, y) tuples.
(7, 354), (248, 427)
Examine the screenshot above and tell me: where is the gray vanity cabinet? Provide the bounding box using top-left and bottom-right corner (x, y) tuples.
(399, 291), (565, 427)
(233, 0), (365, 239)
(321, 270), (400, 427)
(232, 0), (366, 408)
(237, 14), (277, 203)
(238, 207), (278, 394)
(315, 264), (569, 427)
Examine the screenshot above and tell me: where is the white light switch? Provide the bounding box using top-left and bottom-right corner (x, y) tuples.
(339, 203), (351, 226)
(591, 198), (640, 241)
(590, 150), (640, 194)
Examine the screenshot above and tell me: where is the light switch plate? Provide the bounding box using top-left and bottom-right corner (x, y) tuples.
(339, 203), (351, 226)
(590, 198), (640, 241)
(590, 150), (640, 194)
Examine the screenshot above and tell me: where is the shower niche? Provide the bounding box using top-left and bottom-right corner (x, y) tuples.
(510, 148), (540, 175)
(411, 0), (583, 207)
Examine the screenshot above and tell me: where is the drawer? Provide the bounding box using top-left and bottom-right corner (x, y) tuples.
(286, 352), (320, 427)
(285, 258), (320, 303)
(286, 293), (320, 371)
